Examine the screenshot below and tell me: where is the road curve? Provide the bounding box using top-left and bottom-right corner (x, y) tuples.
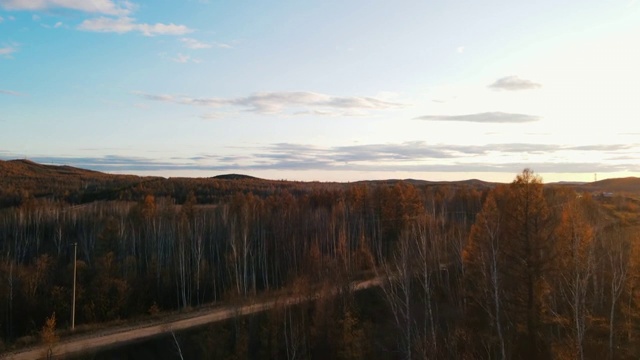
(1, 277), (384, 360)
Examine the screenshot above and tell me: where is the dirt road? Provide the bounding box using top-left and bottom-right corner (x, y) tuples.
(1, 277), (383, 360)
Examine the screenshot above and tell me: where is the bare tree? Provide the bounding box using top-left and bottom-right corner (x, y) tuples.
(464, 193), (507, 359)
(380, 228), (416, 360)
(605, 227), (630, 360)
(556, 199), (595, 360)
(284, 305), (308, 360)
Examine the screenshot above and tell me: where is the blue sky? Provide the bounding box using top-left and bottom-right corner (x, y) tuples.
(1, 0), (639, 182)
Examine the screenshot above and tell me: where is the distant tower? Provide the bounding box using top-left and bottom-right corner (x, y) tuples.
(594, 173), (597, 182)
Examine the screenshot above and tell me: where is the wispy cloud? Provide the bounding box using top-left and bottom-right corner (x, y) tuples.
(78, 16), (192, 36)
(136, 91), (406, 116)
(180, 37), (211, 49)
(40, 20), (65, 29)
(488, 76), (542, 91)
(213, 41), (231, 49)
(0, 0), (134, 16)
(0, 89), (24, 96)
(172, 53), (190, 63)
(0, 45), (17, 58)
(331, 142), (453, 162)
(171, 53), (201, 63)
(415, 112), (540, 123)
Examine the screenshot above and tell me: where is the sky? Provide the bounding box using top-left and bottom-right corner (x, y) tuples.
(1, 0), (639, 183)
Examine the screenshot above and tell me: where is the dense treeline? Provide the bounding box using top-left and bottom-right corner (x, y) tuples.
(0, 180), (483, 341)
(1, 168), (639, 359)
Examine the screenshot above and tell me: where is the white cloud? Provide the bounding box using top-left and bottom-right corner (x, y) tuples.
(31, 14), (40, 21)
(457, 46), (464, 53)
(78, 16), (133, 34)
(54, 21), (62, 28)
(137, 91), (406, 115)
(488, 76), (542, 91)
(0, 16), (4, 23)
(78, 16), (192, 36)
(0, 0), (133, 16)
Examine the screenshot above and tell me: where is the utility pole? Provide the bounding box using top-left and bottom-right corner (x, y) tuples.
(72, 242), (77, 331)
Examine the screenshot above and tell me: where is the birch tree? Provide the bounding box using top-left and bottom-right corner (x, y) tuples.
(555, 198), (596, 360)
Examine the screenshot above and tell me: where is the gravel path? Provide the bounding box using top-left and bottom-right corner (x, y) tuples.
(1, 277), (383, 360)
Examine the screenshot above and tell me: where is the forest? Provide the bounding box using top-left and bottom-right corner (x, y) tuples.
(1, 160), (640, 359)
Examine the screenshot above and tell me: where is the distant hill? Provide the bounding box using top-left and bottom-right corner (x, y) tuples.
(596, 177), (640, 192)
(212, 174), (261, 180)
(449, 178), (497, 187)
(0, 159), (105, 178)
(0, 159), (154, 207)
(355, 178), (497, 190)
(577, 177), (640, 195)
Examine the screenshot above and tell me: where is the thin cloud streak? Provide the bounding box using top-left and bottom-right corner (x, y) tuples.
(415, 112), (540, 123)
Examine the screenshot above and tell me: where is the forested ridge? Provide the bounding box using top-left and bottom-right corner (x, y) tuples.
(1, 161), (640, 359)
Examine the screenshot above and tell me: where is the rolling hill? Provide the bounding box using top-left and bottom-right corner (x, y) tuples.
(3, 159), (638, 209)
